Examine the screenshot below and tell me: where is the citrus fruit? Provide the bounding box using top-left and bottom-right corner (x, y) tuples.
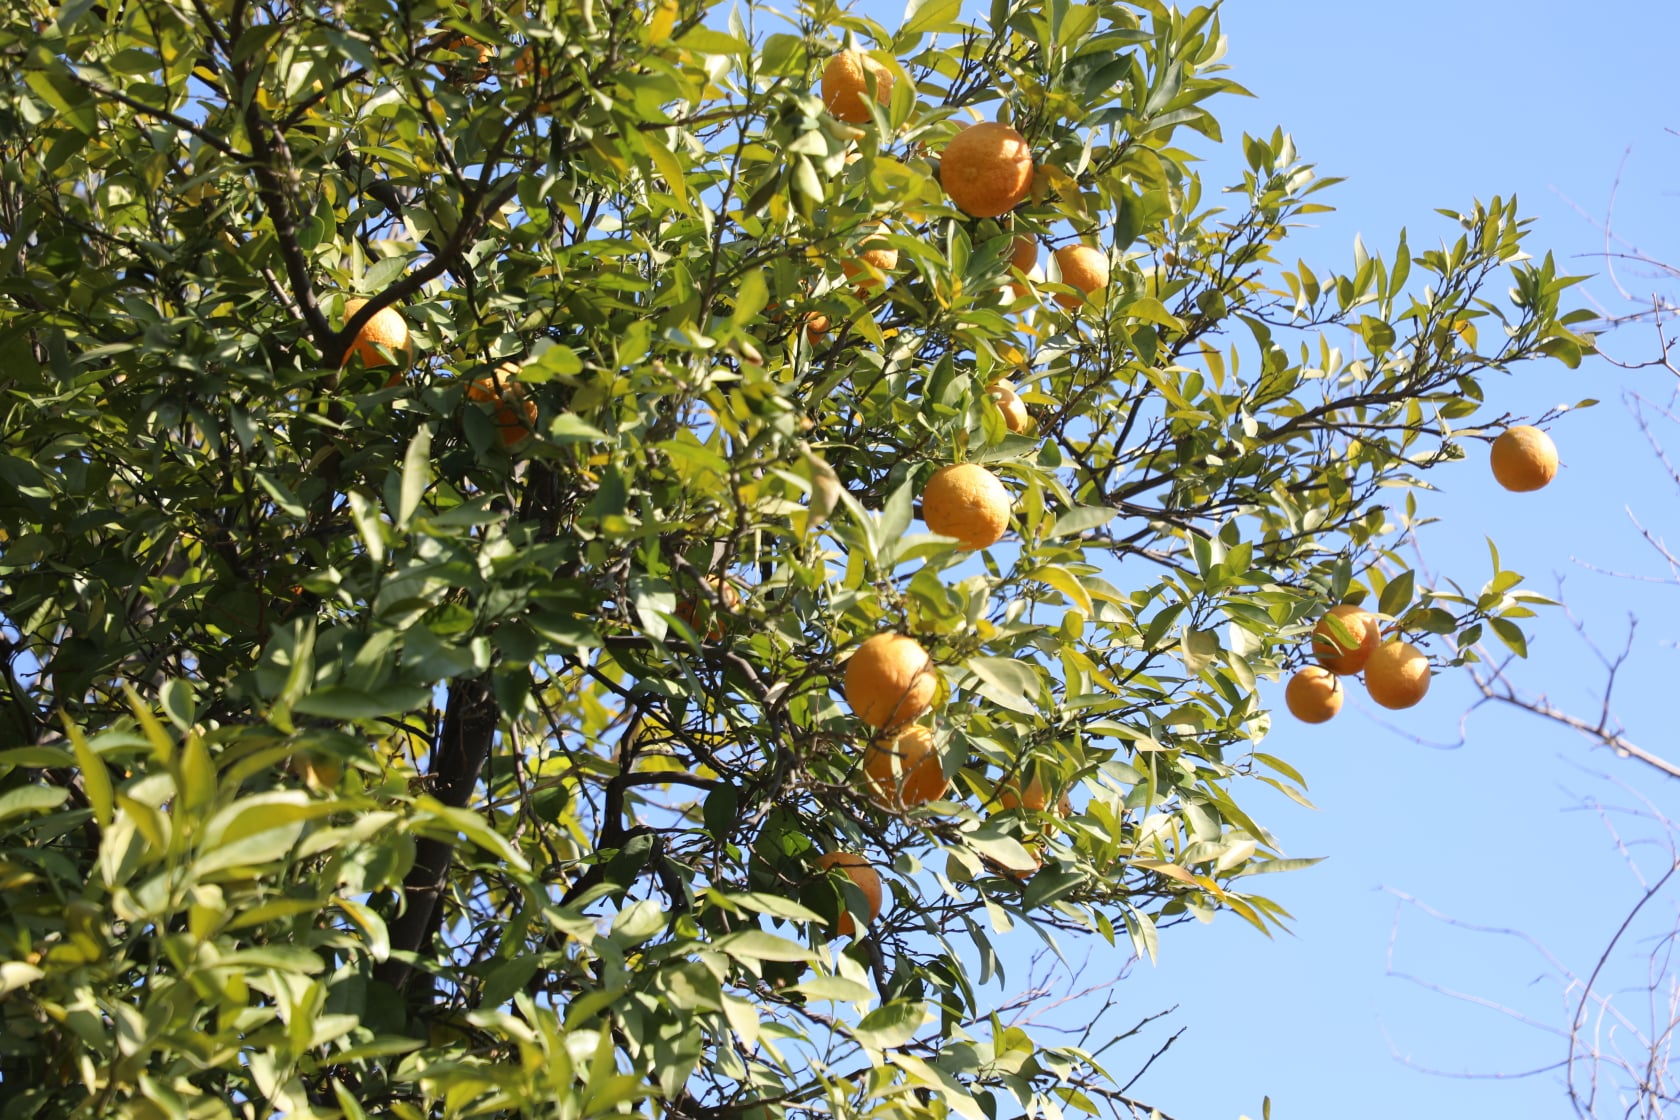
(1312, 604), (1380, 675)
(1006, 233), (1038, 297)
(466, 362), (538, 447)
(1490, 425), (1558, 492)
(513, 47), (554, 109)
(844, 632), (938, 729)
(1284, 666), (1343, 724)
(675, 575), (740, 640)
(804, 312), (831, 344)
(986, 380), (1031, 434)
(994, 771), (1070, 815)
(340, 297), (412, 371)
(1364, 641), (1431, 710)
(861, 723), (948, 809)
(841, 227), (898, 292)
(1051, 245), (1109, 309)
(820, 51), (893, 124)
(815, 851), (882, 938)
(940, 121), (1034, 218)
(922, 462), (1011, 549)
(437, 33), (492, 81)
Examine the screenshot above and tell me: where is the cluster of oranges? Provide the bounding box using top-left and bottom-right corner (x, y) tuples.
(1286, 424), (1559, 724)
(808, 45), (1139, 933)
(338, 298), (539, 447)
(1285, 605), (1429, 723)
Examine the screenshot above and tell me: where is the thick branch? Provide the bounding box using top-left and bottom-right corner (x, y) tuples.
(376, 674), (499, 994)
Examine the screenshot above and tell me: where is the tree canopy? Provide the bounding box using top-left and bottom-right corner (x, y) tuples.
(0, 0), (1594, 1116)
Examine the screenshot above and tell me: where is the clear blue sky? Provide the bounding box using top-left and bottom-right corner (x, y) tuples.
(1078, 3), (1680, 1118)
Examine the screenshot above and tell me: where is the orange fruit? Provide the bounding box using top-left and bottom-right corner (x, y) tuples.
(841, 227), (898, 293)
(1364, 641), (1431, 710)
(675, 575), (740, 640)
(1490, 425), (1558, 492)
(844, 632), (938, 730)
(437, 32), (492, 81)
(1006, 233), (1038, 297)
(804, 312), (831, 344)
(1008, 234), (1038, 274)
(985, 381), (1031, 434)
(815, 851), (882, 938)
(922, 462), (1011, 549)
(994, 772), (1070, 815)
(340, 297), (412, 372)
(1051, 245), (1109, 309)
(1284, 666), (1343, 724)
(939, 121), (1034, 218)
(513, 47), (554, 109)
(820, 51), (894, 124)
(466, 362), (539, 447)
(861, 723), (947, 809)
(1312, 604), (1380, 676)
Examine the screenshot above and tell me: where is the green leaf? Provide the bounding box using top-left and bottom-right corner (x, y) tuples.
(611, 898), (666, 945)
(63, 718), (111, 829)
(1378, 569), (1415, 617)
(0, 785), (69, 827)
(397, 426), (432, 530)
(548, 413), (609, 444)
(1489, 617), (1528, 658)
(292, 685), (433, 721)
(964, 824), (1036, 873)
(23, 71), (94, 135)
(853, 999), (927, 1051)
(675, 27), (748, 55)
(335, 895), (391, 962)
(713, 930), (817, 963)
(900, 0), (962, 38)
(965, 656), (1041, 714)
(1406, 607), (1459, 634)
(413, 797), (532, 872)
(790, 975), (874, 1002)
(1046, 504), (1118, 540)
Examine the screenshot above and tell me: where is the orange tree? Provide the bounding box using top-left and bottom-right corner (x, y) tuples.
(0, 0), (1593, 1116)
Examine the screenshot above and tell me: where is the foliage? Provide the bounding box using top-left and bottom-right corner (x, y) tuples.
(0, 0), (1594, 1115)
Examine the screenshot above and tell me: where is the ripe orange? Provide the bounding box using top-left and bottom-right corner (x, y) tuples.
(437, 33), (492, 81)
(1006, 233), (1038, 298)
(1364, 641), (1431, 710)
(340, 297), (412, 372)
(922, 462), (1011, 549)
(1051, 245), (1109, 309)
(985, 381), (1031, 434)
(820, 51), (894, 124)
(675, 575), (739, 640)
(466, 362), (538, 447)
(512, 47), (555, 110)
(994, 771), (1070, 815)
(940, 121), (1034, 218)
(804, 312), (831, 344)
(844, 632), (938, 729)
(1312, 604), (1380, 676)
(1490, 425), (1558, 492)
(841, 228), (898, 292)
(1284, 666), (1343, 724)
(861, 723), (948, 809)
(815, 851), (882, 938)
